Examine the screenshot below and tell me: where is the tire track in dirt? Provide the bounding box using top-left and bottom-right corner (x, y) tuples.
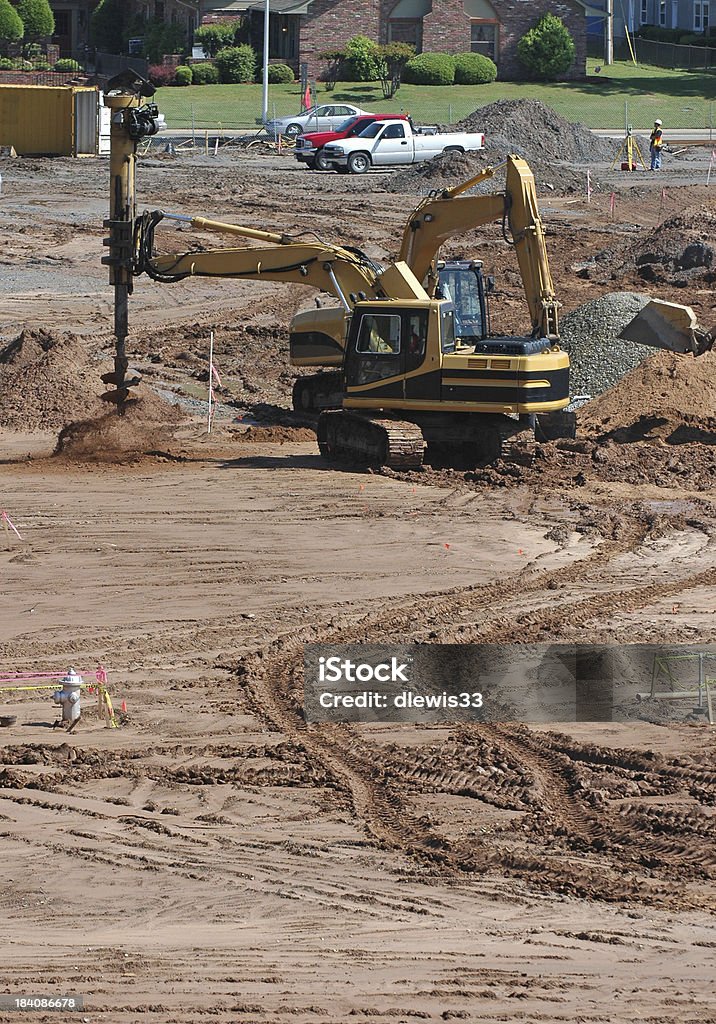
(234, 510), (714, 903)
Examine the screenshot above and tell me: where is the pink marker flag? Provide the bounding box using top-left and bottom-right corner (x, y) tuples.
(211, 363), (222, 387)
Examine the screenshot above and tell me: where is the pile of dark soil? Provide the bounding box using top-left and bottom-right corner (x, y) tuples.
(387, 100), (612, 195)
(0, 329), (104, 431)
(614, 205), (716, 286)
(456, 99), (615, 165)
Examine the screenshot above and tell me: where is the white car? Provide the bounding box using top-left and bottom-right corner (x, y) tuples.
(265, 103), (372, 139)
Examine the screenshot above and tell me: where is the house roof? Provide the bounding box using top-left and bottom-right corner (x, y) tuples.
(203, 0), (312, 12)
(572, 0), (610, 17)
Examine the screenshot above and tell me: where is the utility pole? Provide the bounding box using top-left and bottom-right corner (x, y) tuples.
(261, 0), (270, 123)
(606, 0), (614, 66)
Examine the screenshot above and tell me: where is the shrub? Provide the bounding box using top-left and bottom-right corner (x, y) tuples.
(215, 44), (256, 83)
(191, 61), (219, 85)
(454, 51), (497, 84)
(267, 62), (294, 83)
(194, 23), (235, 57)
(0, 0), (24, 49)
(33, 59), (50, 69)
(0, 55), (13, 68)
(16, 0), (54, 41)
(54, 57), (81, 71)
(148, 63), (174, 87)
(90, 0), (126, 53)
(343, 34), (384, 81)
(13, 58), (33, 69)
(403, 52), (455, 85)
(517, 14), (576, 80)
(174, 64), (193, 85)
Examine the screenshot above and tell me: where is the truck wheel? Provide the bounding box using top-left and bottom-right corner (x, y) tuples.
(314, 149), (331, 171)
(347, 152), (370, 174)
(444, 146), (464, 155)
(285, 122), (303, 138)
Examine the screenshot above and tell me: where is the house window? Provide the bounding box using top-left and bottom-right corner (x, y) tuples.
(470, 21), (498, 61)
(640, 0), (648, 23)
(659, 0), (666, 24)
(695, 0), (710, 30)
(269, 14), (297, 59)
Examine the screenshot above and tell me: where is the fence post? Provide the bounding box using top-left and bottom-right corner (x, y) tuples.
(191, 103), (195, 148)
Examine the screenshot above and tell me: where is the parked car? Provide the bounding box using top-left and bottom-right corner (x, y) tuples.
(321, 120), (485, 174)
(295, 113), (409, 170)
(265, 104), (372, 140)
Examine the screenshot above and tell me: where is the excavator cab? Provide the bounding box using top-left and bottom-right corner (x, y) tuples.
(436, 260), (490, 344)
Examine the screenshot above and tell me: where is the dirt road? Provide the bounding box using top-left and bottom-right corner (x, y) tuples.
(0, 147), (714, 1023)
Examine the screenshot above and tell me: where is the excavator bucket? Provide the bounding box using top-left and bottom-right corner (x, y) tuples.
(619, 299), (713, 356)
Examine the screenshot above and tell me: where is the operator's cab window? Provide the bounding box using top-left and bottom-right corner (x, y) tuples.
(441, 308), (456, 354)
(355, 314), (401, 384)
(357, 314), (401, 354)
(382, 123), (405, 140)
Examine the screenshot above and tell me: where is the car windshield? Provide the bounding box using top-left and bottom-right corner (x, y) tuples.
(336, 116), (359, 132)
(358, 122), (384, 139)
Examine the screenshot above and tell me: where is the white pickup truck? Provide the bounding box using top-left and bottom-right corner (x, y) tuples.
(321, 119), (485, 174)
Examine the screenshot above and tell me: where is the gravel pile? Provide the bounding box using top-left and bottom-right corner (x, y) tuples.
(558, 292), (653, 399)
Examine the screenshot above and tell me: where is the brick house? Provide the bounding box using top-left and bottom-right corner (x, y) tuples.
(201, 0), (588, 79)
(48, 2), (100, 54)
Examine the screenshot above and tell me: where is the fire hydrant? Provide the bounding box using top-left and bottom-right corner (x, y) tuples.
(52, 669), (83, 728)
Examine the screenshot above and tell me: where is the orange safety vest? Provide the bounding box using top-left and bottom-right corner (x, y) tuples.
(650, 127), (663, 149)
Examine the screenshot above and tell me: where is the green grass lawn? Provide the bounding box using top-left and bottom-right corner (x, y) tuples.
(155, 60), (716, 132)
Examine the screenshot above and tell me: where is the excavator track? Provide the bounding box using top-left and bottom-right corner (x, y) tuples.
(291, 371), (344, 414)
(317, 411), (426, 469)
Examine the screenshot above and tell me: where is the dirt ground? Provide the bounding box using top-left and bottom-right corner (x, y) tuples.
(0, 144), (714, 1024)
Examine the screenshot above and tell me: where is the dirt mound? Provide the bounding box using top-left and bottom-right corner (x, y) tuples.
(616, 205), (716, 286)
(387, 101), (610, 196)
(457, 99), (615, 164)
(387, 148), (597, 196)
(0, 329), (104, 430)
(579, 349), (716, 433)
(54, 388), (185, 462)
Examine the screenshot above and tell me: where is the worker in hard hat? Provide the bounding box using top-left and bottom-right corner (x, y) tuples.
(650, 119), (664, 170)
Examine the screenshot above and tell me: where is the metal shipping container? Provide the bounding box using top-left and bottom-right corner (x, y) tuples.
(0, 85), (102, 156)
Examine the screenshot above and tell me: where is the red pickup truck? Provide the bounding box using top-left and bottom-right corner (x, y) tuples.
(294, 113), (409, 171)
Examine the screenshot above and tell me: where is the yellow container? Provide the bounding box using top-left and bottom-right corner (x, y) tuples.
(0, 84), (99, 156)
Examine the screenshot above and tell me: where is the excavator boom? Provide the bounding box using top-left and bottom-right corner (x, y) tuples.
(399, 156), (559, 339)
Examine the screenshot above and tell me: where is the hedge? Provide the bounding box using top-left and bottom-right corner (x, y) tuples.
(215, 44), (257, 83)
(403, 52), (456, 85)
(267, 62), (294, 84)
(174, 64), (193, 85)
(454, 52), (497, 84)
(191, 62), (219, 85)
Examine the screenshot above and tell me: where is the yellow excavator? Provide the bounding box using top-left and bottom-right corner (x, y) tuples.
(127, 159), (570, 466)
(103, 75), (704, 469)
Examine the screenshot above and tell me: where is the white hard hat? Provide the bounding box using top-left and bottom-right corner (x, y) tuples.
(654, 119), (662, 125)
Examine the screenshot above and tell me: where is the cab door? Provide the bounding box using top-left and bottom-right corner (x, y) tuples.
(372, 122), (411, 165)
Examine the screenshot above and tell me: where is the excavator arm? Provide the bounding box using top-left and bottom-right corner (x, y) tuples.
(399, 155), (559, 339)
(133, 210), (427, 309)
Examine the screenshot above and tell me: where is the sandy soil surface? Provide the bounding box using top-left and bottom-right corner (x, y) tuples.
(0, 143), (714, 1024)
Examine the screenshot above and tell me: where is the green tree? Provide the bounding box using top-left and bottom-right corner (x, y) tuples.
(517, 13), (576, 80)
(343, 34), (383, 81)
(15, 0), (54, 41)
(91, 0), (127, 53)
(0, 0), (23, 52)
(194, 23), (235, 57)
